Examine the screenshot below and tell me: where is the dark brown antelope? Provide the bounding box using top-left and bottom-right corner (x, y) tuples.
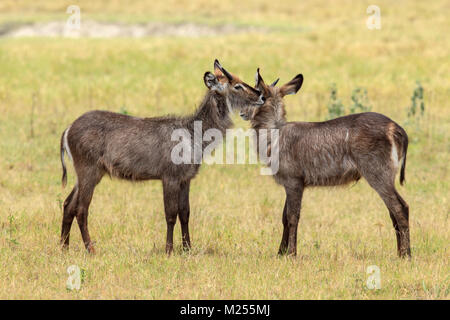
(240, 69), (411, 258)
(59, 60), (264, 255)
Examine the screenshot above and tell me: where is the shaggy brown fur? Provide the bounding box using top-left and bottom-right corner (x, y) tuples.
(240, 69), (410, 258)
(60, 60), (264, 255)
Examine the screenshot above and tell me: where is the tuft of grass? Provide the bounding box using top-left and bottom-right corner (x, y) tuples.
(350, 87), (371, 114)
(119, 106), (130, 115)
(407, 81), (425, 119)
(326, 85), (372, 119)
(405, 81), (427, 144)
(7, 214), (19, 246)
(326, 83), (345, 119)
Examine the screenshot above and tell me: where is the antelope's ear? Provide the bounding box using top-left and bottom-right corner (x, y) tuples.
(254, 68), (270, 96)
(279, 74), (303, 97)
(204, 72), (222, 91)
(255, 68), (265, 89)
(214, 59), (233, 82)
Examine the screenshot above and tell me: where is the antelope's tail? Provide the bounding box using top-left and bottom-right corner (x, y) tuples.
(60, 128), (69, 188)
(394, 124), (408, 186)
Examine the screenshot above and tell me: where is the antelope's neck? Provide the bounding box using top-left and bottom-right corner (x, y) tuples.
(188, 91), (233, 135)
(250, 117), (286, 135)
(249, 119), (284, 157)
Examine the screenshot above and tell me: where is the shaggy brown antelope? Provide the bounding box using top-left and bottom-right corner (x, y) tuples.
(60, 60), (264, 255)
(240, 69), (411, 258)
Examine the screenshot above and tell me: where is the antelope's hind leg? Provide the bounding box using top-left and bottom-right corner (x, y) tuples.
(391, 190), (411, 258)
(61, 185), (78, 249)
(361, 165), (411, 258)
(378, 188), (410, 258)
(74, 168), (103, 254)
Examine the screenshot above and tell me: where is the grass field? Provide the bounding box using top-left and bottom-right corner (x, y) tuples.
(0, 0), (448, 299)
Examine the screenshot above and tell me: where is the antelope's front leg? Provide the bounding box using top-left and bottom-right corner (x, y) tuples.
(278, 200), (288, 255)
(178, 180), (191, 250)
(163, 179), (181, 255)
(284, 183), (304, 256)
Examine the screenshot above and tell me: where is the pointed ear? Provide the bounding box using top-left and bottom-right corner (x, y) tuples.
(279, 74), (303, 97)
(214, 59), (233, 82)
(204, 72), (222, 90)
(254, 68), (270, 95)
(254, 68), (265, 89)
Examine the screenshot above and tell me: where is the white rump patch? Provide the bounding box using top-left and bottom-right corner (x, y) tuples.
(64, 126), (73, 161)
(391, 143), (399, 168)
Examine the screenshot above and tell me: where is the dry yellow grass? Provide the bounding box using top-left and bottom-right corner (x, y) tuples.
(0, 0), (448, 299)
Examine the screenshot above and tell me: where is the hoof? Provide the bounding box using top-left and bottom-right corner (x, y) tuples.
(86, 243), (96, 254)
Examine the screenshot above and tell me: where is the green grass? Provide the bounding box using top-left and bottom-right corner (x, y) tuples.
(0, 0), (448, 299)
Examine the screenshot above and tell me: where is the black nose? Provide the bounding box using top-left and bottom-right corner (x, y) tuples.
(261, 96), (266, 102)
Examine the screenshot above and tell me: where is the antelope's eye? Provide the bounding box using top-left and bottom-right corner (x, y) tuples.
(234, 84), (243, 90)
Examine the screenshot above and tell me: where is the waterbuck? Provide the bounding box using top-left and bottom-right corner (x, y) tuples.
(240, 69), (411, 258)
(59, 60), (264, 255)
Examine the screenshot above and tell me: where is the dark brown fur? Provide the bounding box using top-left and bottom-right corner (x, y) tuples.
(60, 61), (264, 255)
(241, 70), (411, 258)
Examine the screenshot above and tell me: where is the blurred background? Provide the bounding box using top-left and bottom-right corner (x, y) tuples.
(0, 1), (448, 299)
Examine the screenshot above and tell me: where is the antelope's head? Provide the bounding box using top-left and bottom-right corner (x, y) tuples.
(203, 59), (265, 111)
(239, 68), (303, 126)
